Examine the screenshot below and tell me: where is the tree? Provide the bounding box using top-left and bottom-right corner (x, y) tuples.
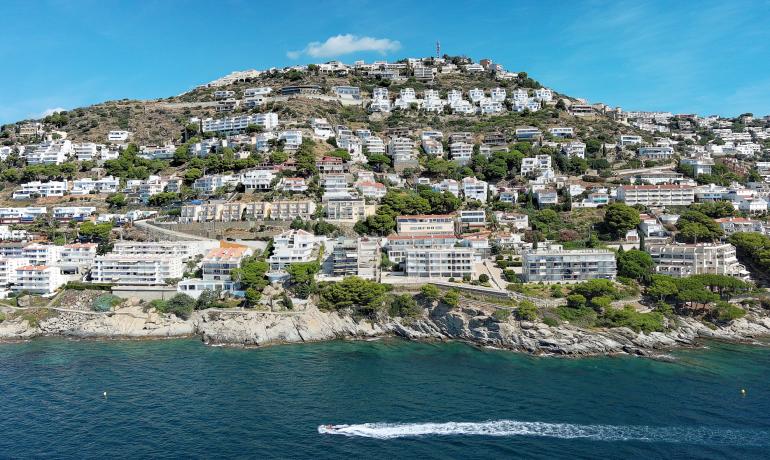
(390, 294), (421, 318)
(676, 211), (722, 243)
(286, 261), (321, 299)
(479, 274), (490, 283)
(442, 290), (460, 308)
(617, 249), (655, 284)
(231, 257), (269, 292)
(571, 279), (618, 301)
(105, 192), (127, 208)
(183, 168), (203, 184)
(78, 221), (112, 242)
(517, 300), (538, 321)
(147, 192), (178, 207)
(647, 275), (678, 301)
(603, 203), (641, 238)
(318, 276), (390, 317)
(566, 294), (587, 309)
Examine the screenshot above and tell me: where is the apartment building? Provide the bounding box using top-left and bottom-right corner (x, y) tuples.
(331, 237), (380, 280)
(549, 127), (574, 138)
(385, 233), (458, 264)
(278, 177), (309, 192)
(617, 185), (695, 206)
(112, 241), (213, 261)
(396, 214), (456, 235)
(620, 135), (643, 146)
(92, 255), (184, 285)
(13, 265), (66, 295)
(193, 174), (239, 195)
(13, 181), (68, 199)
(22, 243), (61, 266)
(404, 248), (474, 278)
(356, 181), (386, 199)
(200, 113), (279, 134)
(715, 217), (766, 235)
(266, 200), (316, 220)
(647, 243), (748, 279)
(59, 243), (98, 273)
(522, 246), (617, 282)
(239, 169), (275, 192)
(324, 198), (370, 221)
(268, 229), (320, 270)
(562, 142), (586, 159)
(0, 257), (29, 287)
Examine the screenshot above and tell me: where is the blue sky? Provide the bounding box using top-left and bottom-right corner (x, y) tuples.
(2, 0), (770, 124)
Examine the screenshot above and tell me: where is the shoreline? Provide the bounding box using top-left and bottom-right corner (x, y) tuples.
(1, 303), (769, 358)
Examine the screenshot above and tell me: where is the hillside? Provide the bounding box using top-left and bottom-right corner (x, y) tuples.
(0, 60), (650, 147)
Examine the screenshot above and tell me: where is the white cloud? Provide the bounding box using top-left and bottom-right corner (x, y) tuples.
(40, 107), (66, 117)
(288, 34), (400, 59)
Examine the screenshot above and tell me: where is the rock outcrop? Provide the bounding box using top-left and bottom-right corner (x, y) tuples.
(1, 303), (769, 357)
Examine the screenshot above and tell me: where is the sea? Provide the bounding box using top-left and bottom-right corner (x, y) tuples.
(0, 338), (768, 459)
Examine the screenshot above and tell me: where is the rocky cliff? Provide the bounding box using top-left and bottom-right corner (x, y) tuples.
(2, 303), (769, 357)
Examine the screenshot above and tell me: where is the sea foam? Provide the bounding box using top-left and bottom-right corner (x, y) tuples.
(318, 420), (770, 446)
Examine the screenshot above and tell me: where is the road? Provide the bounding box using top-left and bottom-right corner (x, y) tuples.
(614, 164), (676, 176)
(134, 219), (215, 241)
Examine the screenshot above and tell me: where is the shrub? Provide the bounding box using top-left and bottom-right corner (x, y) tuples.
(502, 270), (518, 282)
(442, 290), (460, 308)
(516, 301), (538, 321)
(479, 274), (490, 283)
(599, 306), (665, 334)
(542, 316), (558, 327)
(588, 296), (613, 312)
(556, 305), (597, 326)
(390, 294), (422, 318)
(420, 284), (441, 301)
(492, 309), (511, 322)
(92, 294), (122, 312)
(566, 294), (587, 309)
(710, 301), (746, 323)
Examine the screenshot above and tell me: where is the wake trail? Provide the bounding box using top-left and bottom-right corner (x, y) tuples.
(318, 420), (770, 446)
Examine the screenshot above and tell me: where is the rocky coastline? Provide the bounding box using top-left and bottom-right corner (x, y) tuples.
(1, 301), (770, 357)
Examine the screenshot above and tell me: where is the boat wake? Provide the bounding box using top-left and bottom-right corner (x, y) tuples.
(317, 420), (770, 445)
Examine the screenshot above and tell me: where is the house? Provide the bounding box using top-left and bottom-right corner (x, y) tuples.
(92, 255), (184, 285)
(562, 142), (586, 159)
(496, 212), (529, 230)
(178, 246), (254, 298)
(13, 265), (66, 295)
(25, 140), (72, 164)
(534, 88), (553, 102)
(278, 130), (303, 151)
(460, 232), (492, 259)
(268, 229), (321, 270)
(620, 135), (643, 146)
(462, 177), (488, 202)
(647, 243), (749, 279)
(310, 118), (334, 139)
(404, 248), (474, 278)
(333, 86), (361, 99)
(112, 241), (212, 261)
(0, 207), (47, 224)
(522, 246), (617, 282)
(715, 217), (765, 235)
(450, 142), (474, 164)
(549, 127), (574, 138)
(356, 181), (386, 199)
(108, 131), (131, 142)
(13, 181), (68, 199)
(515, 128), (542, 140)
(617, 185), (695, 206)
(638, 146), (674, 160)
(277, 177), (309, 193)
(279, 85), (322, 96)
(71, 176), (120, 195)
(193, 174), (239, 195)
(244, 87), (273, 97)
(214, 90), (235, 99)
(521, 155), (552, 175)
(434, 179), (460, 196)
(458, 210), (487, 230)
(22, 243), (61, 266)
(239, 169), (275, 192)
(535, 189), (559, 208)
(265, 200), (316, 220)
(422, 139), (443, 156)
(316, 156), (349, 174)
(53, 206), (95, 222)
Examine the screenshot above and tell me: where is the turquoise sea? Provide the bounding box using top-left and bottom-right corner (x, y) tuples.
(0, 338), (769, 459)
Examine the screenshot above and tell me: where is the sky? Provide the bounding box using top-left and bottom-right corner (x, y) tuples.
(2, 0), (770, 124)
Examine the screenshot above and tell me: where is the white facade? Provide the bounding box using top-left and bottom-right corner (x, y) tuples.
(92, 255), (184, 285)
(617, 185), (695, 206)
(648, 243), (748, 279)
(268, 229), (320, 270)
(522, 246), (617, 282)
(26, 140), (72, 164)
(13, 265), (66, 294)
(13, 181), (68, 200)
(200, 113), (279, 134)
(462, 177), (488, 202)
(108, 131), (131, 142)
(404, 248), (474, 278)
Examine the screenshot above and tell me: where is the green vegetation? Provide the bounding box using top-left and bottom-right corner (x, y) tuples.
(729, 232), (770, 274)
(602, 203), (641, 238)
(516, 300), (538, 321)
(420, 284), (441, 301)
(389, 294), (422, 318)
(285, 261), (321, 299)
(442, 289), (460, 308)
(597, 306), (665, 333)
(354, 187), (460, 236)
(492, 309), (512, 322)
(91, 294), (122, 312)
(616, 249), (655, 283)
(318, 276), (390, 317)
(676, 210), (723, 243)
(646, 274), (750, 316)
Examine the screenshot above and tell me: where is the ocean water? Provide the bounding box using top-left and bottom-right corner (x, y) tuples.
(0, 338), (769, 459)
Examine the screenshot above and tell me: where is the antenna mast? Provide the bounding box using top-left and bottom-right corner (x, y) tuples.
(436, 41), (441, 58)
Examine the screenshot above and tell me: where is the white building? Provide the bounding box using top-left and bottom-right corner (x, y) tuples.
(521, 155), (553, 175)
(450, 142), (474, 164)
(13, 265), (66, 295)
(59, 243), (98, 273)
(648, 243), (748, 279)
(239, 169), (275, 192)
(617, 185), (695, 206)
(108, 131), (131, 142)
(638, 146), (674, 160)
(92, 255), (184, 285)
(268, 229), (320, 270)
(522, 246), (617, 282)
(562, 142), (586, 159)
(53, 206), (96, 222)
(178, 246), (254, 298)
(404, 248), (474, 278)
(462, 177), (488, 202)
(26, 140), (72, 164)
(71, 176), (120, 195)
(200, 113), (279, 134)
(13, 181), (68, 200)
